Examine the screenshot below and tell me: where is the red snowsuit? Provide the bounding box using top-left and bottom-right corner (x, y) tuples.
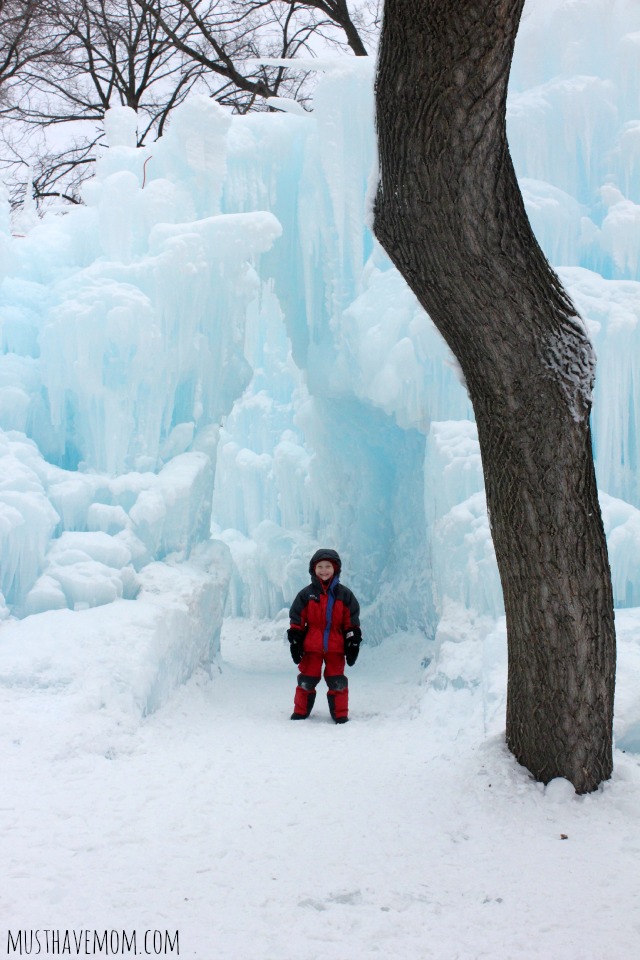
(289, 570), (360, 720)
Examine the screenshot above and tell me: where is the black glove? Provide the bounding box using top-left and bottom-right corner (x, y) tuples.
(287, 627), (304, 665)
(344, 626), (362, 666)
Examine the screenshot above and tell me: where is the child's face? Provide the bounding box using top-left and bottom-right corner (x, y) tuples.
(315, 560), (335, 581)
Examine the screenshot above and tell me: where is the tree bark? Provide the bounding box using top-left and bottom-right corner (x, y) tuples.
(374, 0), (615, 793)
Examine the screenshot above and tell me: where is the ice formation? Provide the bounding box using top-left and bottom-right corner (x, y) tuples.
(1, 0), (640, 717)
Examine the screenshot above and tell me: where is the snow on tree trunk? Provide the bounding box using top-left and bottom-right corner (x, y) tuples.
(373, 0), (616, 793)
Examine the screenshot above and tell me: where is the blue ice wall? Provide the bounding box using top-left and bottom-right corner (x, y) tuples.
(0, 100), (280, 615)
(509, 0), (640, 279)
(2, 0), (640, 630)
(213, 1), (640, 626)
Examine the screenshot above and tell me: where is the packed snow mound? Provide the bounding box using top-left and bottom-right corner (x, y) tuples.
(0, 430), (224, 615)
(0, 544), (231, 747)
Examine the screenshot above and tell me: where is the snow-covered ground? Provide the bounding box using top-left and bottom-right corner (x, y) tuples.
(2, 615), (639, 960)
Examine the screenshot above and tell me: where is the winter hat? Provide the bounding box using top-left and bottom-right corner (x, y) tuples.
(309, 548), (341, 577)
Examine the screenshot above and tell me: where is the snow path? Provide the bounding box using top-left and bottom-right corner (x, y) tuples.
(2, 618), (640, 959)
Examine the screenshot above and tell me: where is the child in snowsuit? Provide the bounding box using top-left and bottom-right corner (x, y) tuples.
(288, 548), (362, 723)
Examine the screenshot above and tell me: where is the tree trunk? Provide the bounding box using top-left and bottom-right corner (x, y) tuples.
(373, 0), (616, 793)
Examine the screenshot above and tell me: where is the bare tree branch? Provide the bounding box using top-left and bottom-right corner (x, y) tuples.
(1, 1), (208, 207)
(1, 1), (377, 210)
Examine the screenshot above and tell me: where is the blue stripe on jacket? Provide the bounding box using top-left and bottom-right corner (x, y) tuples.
(323, 577), (338, 652)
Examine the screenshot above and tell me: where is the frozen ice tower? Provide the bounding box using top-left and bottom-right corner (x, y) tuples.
(1, 0), (640, 718)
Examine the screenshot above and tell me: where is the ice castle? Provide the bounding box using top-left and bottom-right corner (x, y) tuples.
(1, 0), (640, 728)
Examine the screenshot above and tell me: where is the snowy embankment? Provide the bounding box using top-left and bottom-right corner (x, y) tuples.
(2, 616), (640, 960)
(0, 549), (229, 752)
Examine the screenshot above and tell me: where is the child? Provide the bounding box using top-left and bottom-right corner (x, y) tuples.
(287, 548), (362, 723)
